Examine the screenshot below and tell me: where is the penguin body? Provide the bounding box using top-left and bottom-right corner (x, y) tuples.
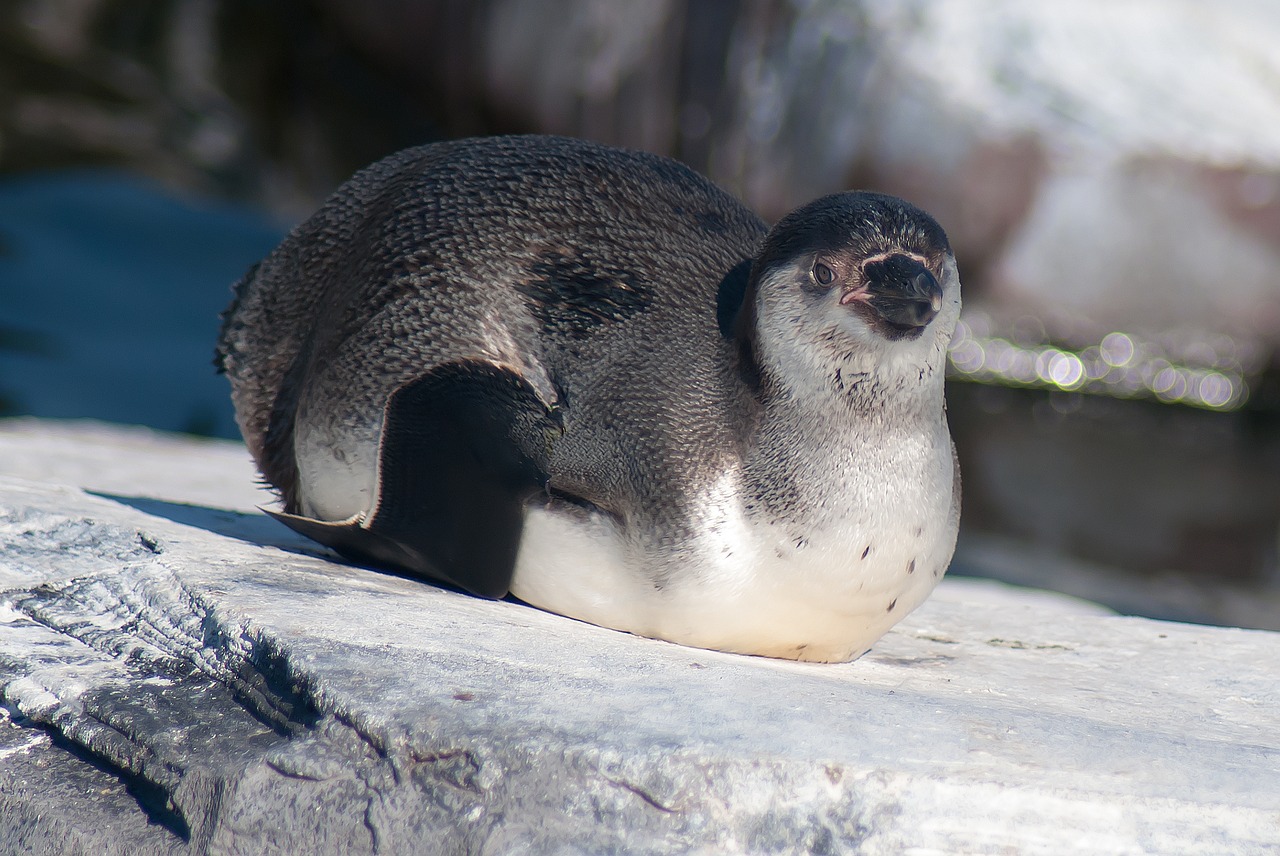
(217, 135), (961, 662)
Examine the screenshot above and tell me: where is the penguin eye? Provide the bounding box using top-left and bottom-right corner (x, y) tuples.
(812, 262), (835, 286)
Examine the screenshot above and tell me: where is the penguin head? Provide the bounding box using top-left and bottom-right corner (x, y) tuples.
(744, 191), (960, 388)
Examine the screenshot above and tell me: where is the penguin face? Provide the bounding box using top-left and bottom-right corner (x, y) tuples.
(748, 191), (960, 382)
(833, 252), (944, 341)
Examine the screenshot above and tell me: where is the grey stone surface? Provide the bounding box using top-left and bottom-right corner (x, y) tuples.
(1, 419), (1278, 854)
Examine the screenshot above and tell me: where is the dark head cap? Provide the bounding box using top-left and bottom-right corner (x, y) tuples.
(755, 192), (951, 279)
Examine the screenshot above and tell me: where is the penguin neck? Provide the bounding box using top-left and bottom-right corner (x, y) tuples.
(749, 326), (950, 428)
(736, 333), (951, 532)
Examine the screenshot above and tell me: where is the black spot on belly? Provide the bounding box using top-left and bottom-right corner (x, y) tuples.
(913, 526), (924, 537)
(521, 251), (649, 338)
(886, 599), (897, 613)
(907, 559), (916, 575)
(861, 545), (871, 560)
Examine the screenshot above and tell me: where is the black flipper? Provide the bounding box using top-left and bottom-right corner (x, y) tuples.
(269, 361), (561, 599)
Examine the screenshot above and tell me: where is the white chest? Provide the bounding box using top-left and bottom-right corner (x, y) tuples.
(511, 422), (958, 662)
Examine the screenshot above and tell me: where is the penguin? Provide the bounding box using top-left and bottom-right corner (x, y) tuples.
(216, 135), (961, 662)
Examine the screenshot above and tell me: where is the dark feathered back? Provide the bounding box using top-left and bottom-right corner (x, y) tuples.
(216, 136), (768, 510)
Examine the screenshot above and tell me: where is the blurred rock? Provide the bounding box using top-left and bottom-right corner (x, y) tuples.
(0, 0), (442, 216)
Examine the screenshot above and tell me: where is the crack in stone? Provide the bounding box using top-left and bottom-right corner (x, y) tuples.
(605, 777), (679, 814)
(7, 559), (321, 736)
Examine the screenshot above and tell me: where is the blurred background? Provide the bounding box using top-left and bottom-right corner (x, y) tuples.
(2, 0), (1279, 630)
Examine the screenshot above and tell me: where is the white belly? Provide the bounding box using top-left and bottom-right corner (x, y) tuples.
(511, 450), (958, 663)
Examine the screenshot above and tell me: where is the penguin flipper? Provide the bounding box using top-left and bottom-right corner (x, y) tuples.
(270, 360), (560, 599)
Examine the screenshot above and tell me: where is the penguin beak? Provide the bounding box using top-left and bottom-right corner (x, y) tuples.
(840, 255), (943, 331)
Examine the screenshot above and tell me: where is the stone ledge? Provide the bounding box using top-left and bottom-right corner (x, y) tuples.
(0, 419), (1277, 855)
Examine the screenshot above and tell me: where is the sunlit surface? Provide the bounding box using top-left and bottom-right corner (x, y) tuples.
(948, 312), (1261, 411)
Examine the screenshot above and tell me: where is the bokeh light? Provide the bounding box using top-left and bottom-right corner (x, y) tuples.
(948, 313), (1254, 411)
